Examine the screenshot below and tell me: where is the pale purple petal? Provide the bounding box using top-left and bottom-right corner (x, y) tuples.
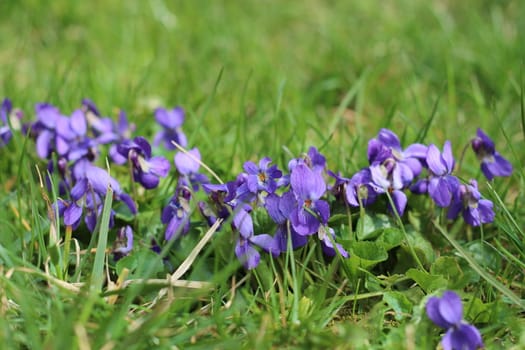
(250, 234), (280, 257)
(438, 291), (463, 325)
(235, 239), (260, 269)
(426, 144), (447, 176)
(291, 163), (326, 200)
(174, 148), (201, 175)
(429, 177), (452, 207)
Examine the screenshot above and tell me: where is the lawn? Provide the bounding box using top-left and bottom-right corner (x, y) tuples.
(0, 0), (524, 349)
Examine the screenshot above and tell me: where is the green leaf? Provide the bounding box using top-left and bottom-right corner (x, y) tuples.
(357, 213), (394, 240)
(346, 241), (388, 275)
(430, 256), (478, 289)
(406, 268), (447, 293)
(377, 228), (404, 251)
(402, 226), (435, 266)
(383, 291), (413, 321)
(115, 255), (138, 276)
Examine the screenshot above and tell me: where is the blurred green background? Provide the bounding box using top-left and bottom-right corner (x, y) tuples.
(0, 0), (523, 173)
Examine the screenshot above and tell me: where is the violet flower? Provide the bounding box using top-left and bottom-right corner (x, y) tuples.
(162, 187), (191, 241)
(289, 163), (330, 235)
(447, 179), (494, 226)
(117, 136), (170, 189)
(288, 146), (327, 174)
(154, 106), (187, 150)
(1, 98), (21, 147)
(233, 207), (279, 269)
(344, 168), (379, 207)
(317, 226), (349, 258)
(471, 128), (512, 181)
(113, 226), (134, 260)
(369, 158), (408, 216)
(426, 291), (484, 350)
(413, 141), (460, 207)
(174, 147), (209, 191)
(243, 157), (283, 194)
(265, 192), (307, 254)
(367, 128), (427, 184)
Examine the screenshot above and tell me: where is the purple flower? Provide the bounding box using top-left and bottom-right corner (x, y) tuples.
(426, 291), (484, 350)
(265, 192), (308, 254)
(369, 158), (408, 216)
(447, 180), (494, 226)
(113, 226), (134, 260)
(288, 146), (327, 173)
(162, 188), (191, 241)
(232, 207), (279, 269)
(368, 129), (427, 185)
(57, 163), (136, 232)
(243, 157), (283, 195)
(414, 141), (459, 207)
(107, 110), (136, 165)
(471, 128), (512, 181)
(117, 136), (170, 189)
(317, 226), (349, 258)
(174, 147), (209, 190)
(344, 168), (379, 207)
(81, 99), (114, 136)
(0, 98), (22, 147)
(154, 106), (187, 150)
(289, 163), (330, 235)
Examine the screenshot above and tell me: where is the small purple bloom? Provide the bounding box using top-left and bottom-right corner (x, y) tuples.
(113, 226), (134, 260)
(232, 207), (279, 269)
(447, 179), (494, 226)
(288, 146), (327, 173)
(154, 106), (187, 150)
(368, 129), (427, 185)
(318, 226), (349, 258)
(117, 136), (170, 189)
(265, 192), (307, 254)
(418, 141), (460, 207)
(162, 188), (191, 241)
(174, 147), (209, 191)
(369, 158), (407, 216)
(426, 291), (484, 350)
(1, 98), (22, 147)
(243, 157), (283, 195)
(290, 163), (330, 235)
(471, 128), (512, 181)
(344, 168), (379, 207)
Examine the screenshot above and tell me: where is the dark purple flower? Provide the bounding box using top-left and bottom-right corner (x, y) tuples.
(232, 207), (279, 269)
(414, 141), (460, 207)
(447, 180), (494, 226)
(265, 192), (307, 254)
(154, 106), (187, 150)
(117, 136), (170, 189)
(471, 128), (512, 181)
(0, 98), (22, 147)
(289, 163), (329, 235)
(56, 163), (136, 232)
(243, 157), (283, 195)
(113, 226), (134, 260)
(426, 291), (484, 350)
(162, 188), (191, 241)
(344, 168), (379, 207)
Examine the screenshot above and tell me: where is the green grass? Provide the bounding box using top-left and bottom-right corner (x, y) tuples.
(1, 0), (525, 349)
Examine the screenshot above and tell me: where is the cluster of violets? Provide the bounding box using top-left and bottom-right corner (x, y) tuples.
(0, 98), (513, 269)
(1, 98), (510, 348)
